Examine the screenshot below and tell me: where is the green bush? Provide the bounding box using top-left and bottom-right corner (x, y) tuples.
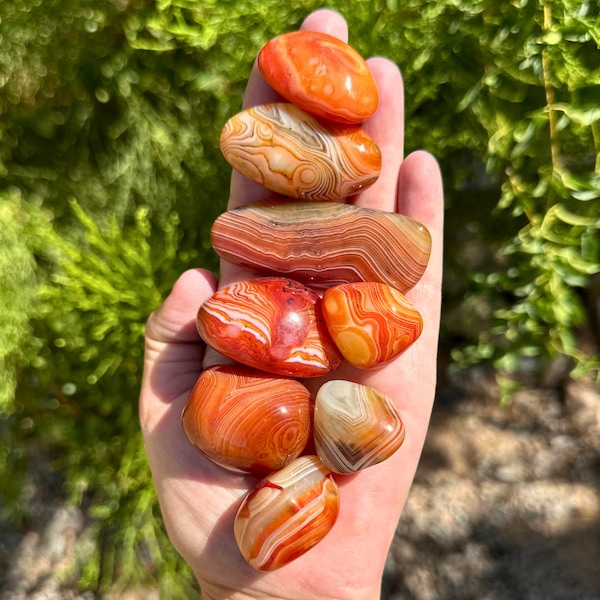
(1, 0), (598, 595)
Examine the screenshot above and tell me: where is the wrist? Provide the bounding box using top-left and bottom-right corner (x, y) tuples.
(197, 581), (381, 600)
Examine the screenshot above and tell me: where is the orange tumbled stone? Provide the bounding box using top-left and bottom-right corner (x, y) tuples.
(211, 200), (431, 293)
(258, 31), (379, 124)
(182, 365), (312, 475)
(322, 282), (423, 369)
(196, 277), (341, 378)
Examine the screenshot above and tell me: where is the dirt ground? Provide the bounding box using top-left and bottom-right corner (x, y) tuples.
(1, 369), (599, 600)
(383, 369), (600, 600)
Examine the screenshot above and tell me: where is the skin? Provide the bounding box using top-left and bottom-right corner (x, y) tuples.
(140, 8), (444, 600)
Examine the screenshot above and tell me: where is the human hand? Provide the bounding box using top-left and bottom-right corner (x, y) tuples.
(140, 8), (444, 600)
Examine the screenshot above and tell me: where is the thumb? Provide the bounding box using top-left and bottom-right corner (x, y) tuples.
(141, 268), (218, 432)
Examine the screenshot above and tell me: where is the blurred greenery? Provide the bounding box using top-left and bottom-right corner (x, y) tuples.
(0, 0), (598, 596)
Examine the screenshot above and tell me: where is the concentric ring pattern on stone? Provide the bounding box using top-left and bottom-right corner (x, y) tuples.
(219, 103), (381, 201)
(182, 365), (312, 475)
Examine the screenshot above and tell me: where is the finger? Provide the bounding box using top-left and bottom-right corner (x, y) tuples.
(397, 150), (445, 379)
(140, 268), (218, 432)
(300, 8), (348, 40)
(229, 9), (349, 209)
(353, 58), (405, 212)
(145, 268), (218, 344)
(228, 60), (279, 209)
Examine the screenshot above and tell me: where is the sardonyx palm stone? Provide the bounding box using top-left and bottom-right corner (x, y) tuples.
(196, 277), (341, 378)
(257, 30), (379, 124)
(219, 103), (381, 201)
(211, 200), (432, 293)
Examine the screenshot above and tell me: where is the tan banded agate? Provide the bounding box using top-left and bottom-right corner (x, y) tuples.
(314, 380), (405, 474)
(220, 103), (381, 201)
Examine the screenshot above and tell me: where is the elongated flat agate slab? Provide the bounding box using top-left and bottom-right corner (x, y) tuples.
(196, 277), (341, 378)
(234, 455), (339, 570)
(322, 282), (423, 369)
(258, 31), (378, 124)
(314, 380), (405, 474)
(220, 103), (381, 201)
(211, 200), (431, 293)
(182, 365), (312, 475)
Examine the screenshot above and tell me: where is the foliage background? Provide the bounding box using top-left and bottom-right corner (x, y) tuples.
(0, 0), (598, 596)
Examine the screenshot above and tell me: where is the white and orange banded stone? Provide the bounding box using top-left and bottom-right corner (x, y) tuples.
(211, 200), (431, 293)
(196, 277), (341, 378)
(314, 380), (405, 474)
(182, 365), (312, 475)
(234, 455), (339, 570)
(219, 103), (381, 201)
(322, 282), (423, 369)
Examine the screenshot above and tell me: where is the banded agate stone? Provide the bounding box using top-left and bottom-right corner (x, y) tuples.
(182, 365), (312, 475)
(211, 200), (432, 293)
(322, 282), (423, 369)
(234, 455), (339, 571)
(219, 103), (381, 201)
(258, 31), (378, 124)
(196, 277), (341, 378)
(314, 380), (405, 474)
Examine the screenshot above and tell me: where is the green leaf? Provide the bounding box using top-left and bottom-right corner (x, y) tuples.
(551, 102), (600, 126)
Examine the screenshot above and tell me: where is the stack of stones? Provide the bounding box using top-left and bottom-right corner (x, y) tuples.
(181, 30), (432, 571)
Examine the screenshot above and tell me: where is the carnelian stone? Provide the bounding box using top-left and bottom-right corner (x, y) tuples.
(210, 200), (431, 293)
(234, 455), (339, 571)
(196, 277), (341, 378)
(258, 31), (378, 124)
(322, 282), (423, 369)
(182, 365), (312, 475)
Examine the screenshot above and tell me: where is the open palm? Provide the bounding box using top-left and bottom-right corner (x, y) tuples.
(140, 9), (444, 600)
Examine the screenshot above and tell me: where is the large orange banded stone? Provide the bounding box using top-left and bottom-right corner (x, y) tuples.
(211, 200), (431, 293)
(182, 365), (312, 475)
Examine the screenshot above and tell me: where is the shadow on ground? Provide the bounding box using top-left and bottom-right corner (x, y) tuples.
(382, 370), (600, 600)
